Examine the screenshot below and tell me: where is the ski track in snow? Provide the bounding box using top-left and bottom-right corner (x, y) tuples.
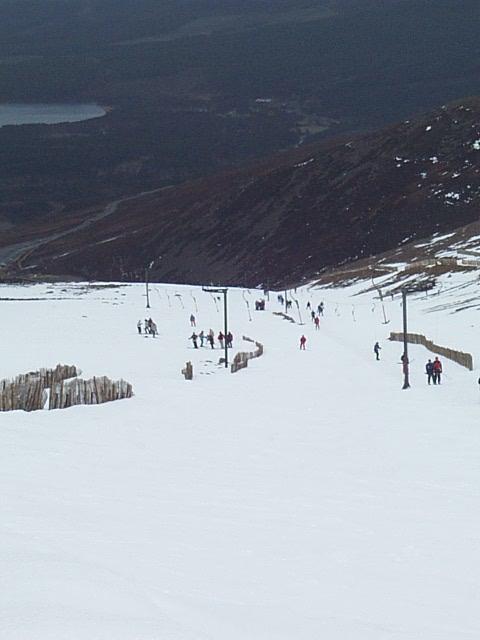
(1, 276), (480, 639)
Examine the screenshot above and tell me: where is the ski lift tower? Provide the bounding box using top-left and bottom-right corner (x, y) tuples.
(203, 286), (229, 368)
(401, 284), (425, 389)
(145, 260), (155, 309)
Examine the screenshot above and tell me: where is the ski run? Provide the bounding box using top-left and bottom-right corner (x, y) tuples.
(1, 271), (480, 639)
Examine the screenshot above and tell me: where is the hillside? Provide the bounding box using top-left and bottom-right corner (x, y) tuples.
(0, 0), (478, 227)
(1, 269), (480, 638)
(3, 98), (479, 287)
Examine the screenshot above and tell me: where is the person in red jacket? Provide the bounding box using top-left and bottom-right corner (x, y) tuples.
(314, 316), (320, 330)
(432, 357), (443, 384)
(300, 335), (307, 350)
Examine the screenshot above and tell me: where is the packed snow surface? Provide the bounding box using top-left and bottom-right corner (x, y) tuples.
(1, 275), (480, 639)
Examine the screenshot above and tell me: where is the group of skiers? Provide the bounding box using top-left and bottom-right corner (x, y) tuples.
(190, 329), (233, 350)
(374, 341), (444, 384)
(137, 309), (236, 352)
(301, 332), (446, 386)
(298, 302), (326, 348)
(277, 294), (293, 310)
(306, 301), (324, 316)
(138, 318), (158, 337)
(425, 357), (443, 385)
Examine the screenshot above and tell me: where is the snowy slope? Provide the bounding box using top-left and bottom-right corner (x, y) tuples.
(1, 276), (480, 639)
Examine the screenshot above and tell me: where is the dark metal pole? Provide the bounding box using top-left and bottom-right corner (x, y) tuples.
(223, 289), (228, 368)
(145, 268), (150, 309)
(202, 285), (229, 367)
(402, 289), (410, 389)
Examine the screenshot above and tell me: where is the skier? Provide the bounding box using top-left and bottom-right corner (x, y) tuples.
(373, 342), (381, 360)
(190, 332), (198, 349)
(144, 319), (150, 334)
(137, 320), (142, 335)
(319, 302), (324, 316)
(433, 357), (443, 384)
(226, 331), (233, 348)
(425, 359), (434, 385)
(190, 314), (196, 327)
(306, 301), (311, 310)
(314, 316), (320, 330)
(199, 330), (205, 347)
(311, 310), (315, 321)
(150, 321), (158, 337)
(218, 331), (224, 349)
(207, 333), (215, 349)
(300, 335), (307, 350)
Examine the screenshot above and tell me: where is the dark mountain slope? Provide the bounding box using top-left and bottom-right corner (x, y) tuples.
(0, 0), (478, 230)
(7, 98), (480, 287)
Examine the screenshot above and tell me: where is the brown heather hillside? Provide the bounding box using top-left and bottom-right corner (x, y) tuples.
(2, 98), (480, 287)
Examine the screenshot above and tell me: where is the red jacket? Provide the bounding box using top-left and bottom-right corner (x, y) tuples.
(433, 360), (442, 372)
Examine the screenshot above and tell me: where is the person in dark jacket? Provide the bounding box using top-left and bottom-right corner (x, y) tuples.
(425, 359), (434, 384)
(433, 357), (443, 384)
(300, 335), (307, 350)
(374, 342), (381, 360)
(190, 332), (198, 348)
(226, 331), (233, 348)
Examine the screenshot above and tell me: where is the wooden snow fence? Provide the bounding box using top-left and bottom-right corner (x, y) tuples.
(273, 311), (296, 323)
(49, 376), (133, 410)
(0, 364), (78, 412)
(389, 332), (474, 371)
(231, 336), (264, 374)
(0, 364), (133, 412)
